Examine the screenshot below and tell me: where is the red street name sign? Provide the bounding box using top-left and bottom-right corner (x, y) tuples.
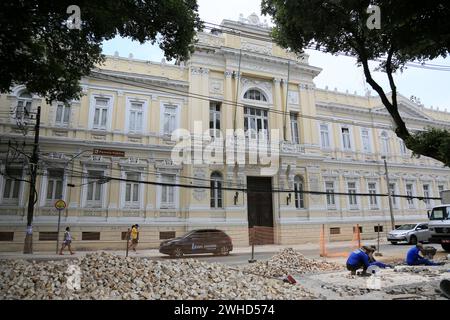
(93, 149), (125, 157)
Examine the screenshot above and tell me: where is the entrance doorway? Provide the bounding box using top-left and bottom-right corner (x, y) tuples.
(247, 176), (274, 244)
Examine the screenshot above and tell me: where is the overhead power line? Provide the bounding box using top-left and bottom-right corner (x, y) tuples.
(45, 166), (442, 201)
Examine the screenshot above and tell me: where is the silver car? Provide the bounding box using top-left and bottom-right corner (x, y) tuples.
(387, 223), (430, 245)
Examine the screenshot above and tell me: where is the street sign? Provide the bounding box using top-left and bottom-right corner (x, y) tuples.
(93, 149), (125, 157)
(54, 199), (67, 210)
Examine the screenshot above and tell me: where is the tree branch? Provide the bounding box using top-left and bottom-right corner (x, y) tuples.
(358, 45), (411, 141)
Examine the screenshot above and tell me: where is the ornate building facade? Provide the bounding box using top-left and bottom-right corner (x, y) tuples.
(1, 15), (450, 251)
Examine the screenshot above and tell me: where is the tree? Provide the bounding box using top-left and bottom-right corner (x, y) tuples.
(0, 0), (202, 103)
(261, 0), (450, 166)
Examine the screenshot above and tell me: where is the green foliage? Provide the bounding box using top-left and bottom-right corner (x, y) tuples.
(262, 0), (450, 166)
(0, 0), (202, 102)
(407, 128), (450, 167)
(261, 0), (450, 69)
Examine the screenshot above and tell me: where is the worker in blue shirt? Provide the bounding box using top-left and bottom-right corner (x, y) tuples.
(346, 246), (372, 275)
(406, 243), (440, 266)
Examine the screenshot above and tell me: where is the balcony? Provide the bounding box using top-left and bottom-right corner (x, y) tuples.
(280, 141), (305, 155)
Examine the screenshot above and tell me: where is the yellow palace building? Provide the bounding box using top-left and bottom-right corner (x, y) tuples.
(1, 14), (450, 251)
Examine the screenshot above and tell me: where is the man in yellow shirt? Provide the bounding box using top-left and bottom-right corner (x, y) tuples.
(128, 224), (139, 252)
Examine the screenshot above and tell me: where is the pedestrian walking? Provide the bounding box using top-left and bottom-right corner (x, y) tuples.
(128, 224), (139, 253)
(59, 227), (75, 255)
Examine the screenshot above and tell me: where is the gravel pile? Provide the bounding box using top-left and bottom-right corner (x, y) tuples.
(0, 252), (316, 300)
(243, 248), (343, 278)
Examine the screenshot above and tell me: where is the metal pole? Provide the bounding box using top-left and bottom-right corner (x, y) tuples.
(374, 223), (382, 257)
(249, 228), (256, 263)
(24, 106), (41, 254)
(56, 209), (62, 254)
(383, 158), (396, 230)
(126, 228), (130, 257)
(377, 223), (380, 252)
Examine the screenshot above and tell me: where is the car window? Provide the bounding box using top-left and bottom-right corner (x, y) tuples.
(419, 224), (428, 229)
(430, 207), (449, 220)
(396, 224), (416, 230)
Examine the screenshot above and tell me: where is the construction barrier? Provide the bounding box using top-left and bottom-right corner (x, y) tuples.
(320, 223), (361, 258)
(249, 226), (275, 245)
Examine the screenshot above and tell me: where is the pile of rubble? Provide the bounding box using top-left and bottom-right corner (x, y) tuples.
(0, 252), (316, 300)
(243, 248), (343, 278)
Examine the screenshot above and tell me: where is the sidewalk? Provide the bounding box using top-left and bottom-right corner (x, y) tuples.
(0, 239), (387, 261)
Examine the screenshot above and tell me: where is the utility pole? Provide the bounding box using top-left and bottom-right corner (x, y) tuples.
(382, 156), (395, 231)
(23, 106), (41, 254)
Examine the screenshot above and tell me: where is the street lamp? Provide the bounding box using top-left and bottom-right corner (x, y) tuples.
(382, 156), (396, 230)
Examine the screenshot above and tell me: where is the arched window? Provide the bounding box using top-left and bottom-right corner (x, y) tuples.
(16, 91), (32, 121)
(381, 131), (389, 155)
(244, 89), (267, 102)
(294, 176), (305, 209)
(210, 172), (223, 208)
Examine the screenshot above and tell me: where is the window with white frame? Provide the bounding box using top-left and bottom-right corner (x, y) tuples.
(294, 176), (305, 209)
(389, 183), (397, 207)
(244, 89), (267, 102)
(125, 173), (140, 207)
(163, 105), (177, 135)
(347, 182), (358, 207)
(406, 183), (414, 208)
(341, 127), (352, 150)
(55, 103), (70, 126)
(46, 169), (64, 204)
(438, 185), (445, 204)
(368, 182), (378, 208)
(209, 102), (221, 138)
(381, 131), (390, 155)
(361, 128), (371, 153)
(2, 169), (22, 203)
(244, 107), (268, 139)
(161, 175), (175, 208)
(325, 181), (336, 208)
(399, 139), (407, 155)
(423, 184), (431, 207)
(210, 172), (223, 208)
(128, 102), (144, 133)
(92, 97), (110, 130)
(86, 170), (103, 207)
(320, 124), (330, 149)
(16, 91), (32, 122)
(290, 113), (300, 144)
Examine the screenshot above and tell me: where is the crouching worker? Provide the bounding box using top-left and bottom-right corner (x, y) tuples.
(346, 246), (372, 276)
(406, 243), (441, 266)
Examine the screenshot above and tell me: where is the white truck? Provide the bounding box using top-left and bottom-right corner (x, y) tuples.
(428, 190), (450, 252)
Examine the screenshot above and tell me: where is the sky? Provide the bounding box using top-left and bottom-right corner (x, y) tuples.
(102, 0), (450, 111)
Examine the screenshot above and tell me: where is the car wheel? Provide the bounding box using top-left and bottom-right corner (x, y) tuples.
(172, 248), (184, 258)
(409, 235), (418, 245)
(442, 243), (450, 252)
(390, 241), (397, 245)
(218, 246), (230, 256)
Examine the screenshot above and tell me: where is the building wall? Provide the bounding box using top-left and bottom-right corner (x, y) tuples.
(1, 16), (450, 251)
